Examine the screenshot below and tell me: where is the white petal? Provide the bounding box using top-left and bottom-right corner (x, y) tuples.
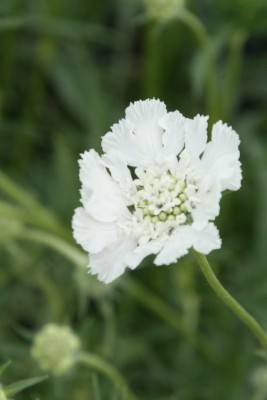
(89, 239), (137, 283)
(125, 99), (167, 161)
(159, 111), (186, 157)
(154, 226), (194, 265)
(191, 184), (221, 229)
(191, 223), (221, 254)
(201, 121), (242, 191)
(125, 240), (162, 270)
(102, 119), (150, 167)
(72, 207), (118, 254)
(185, 115), (208, 159)
(79, 149), (130, 222)
(101, 152), (132, 185)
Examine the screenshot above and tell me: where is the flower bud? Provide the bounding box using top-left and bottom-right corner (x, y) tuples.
(0, 387), (7, 400)
(251, 367), (267, 394)
(143, 0), (184, 21)
(31, 324), (80, 376)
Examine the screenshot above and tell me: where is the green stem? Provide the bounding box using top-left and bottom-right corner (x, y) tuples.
(143, 23), (162, 98)
(78, 352), (136, 400)
(177, 9), (219, 124)
(20, 229), (87, 267)
(222, 30), (246, 120)
(194, 251), (267, 351)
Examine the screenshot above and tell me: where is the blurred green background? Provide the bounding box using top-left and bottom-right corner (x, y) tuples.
(1, 0), (267, 399)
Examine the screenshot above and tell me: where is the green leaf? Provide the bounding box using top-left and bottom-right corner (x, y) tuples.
(0, 361), (11, 377)
(4, 376), (48, 397)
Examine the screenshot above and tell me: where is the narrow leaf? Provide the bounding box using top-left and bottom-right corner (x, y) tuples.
(5, 376), (48, 396)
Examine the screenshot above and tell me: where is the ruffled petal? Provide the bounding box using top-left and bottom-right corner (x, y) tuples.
(201, 121), (242, 191)
(154, 226), (194, 265)
(101, 119), (150, 167)
(101, 152), (132, 187)
(125, 99), (167, 161)
(125, 240), (162, 269)
(72, 207), (118, 254)
(191, 223), (221, 254)
(191, 184), (221, 229)
(89, 238), (137, 283)
(184, 115), (208, 159)
(159, 111), (186, 157)
(79, 149), (131, 222)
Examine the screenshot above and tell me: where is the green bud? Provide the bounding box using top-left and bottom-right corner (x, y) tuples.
(251, 367), (267, 393)
(168, 183), (176, 191)
(179, 181), (186, 191)
(0, 387), (7, 400)
(159, 211), (167, 221)
(151, 216), (159, 224)
(179, 193), (187, 202)
(166, 208), (173, 214)
(173, 206), (181, 216)
(145, 215), (152, 222)
(143, 0), (184, 21)
(31, 324), (80, 376)
(167, 215), (176, 221)
(139, 199), (147, 207)
(180, 204), (187, 213)
(142, 208), (151, 216)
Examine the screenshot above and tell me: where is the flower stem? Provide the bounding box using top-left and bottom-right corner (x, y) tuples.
(78, 352), (136, 400)
(222, 29), (246, 120)
(177, 9), (219, 124)
(193, 251), (267, 351)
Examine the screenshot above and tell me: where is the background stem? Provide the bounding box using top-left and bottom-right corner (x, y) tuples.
(177, 9), (219, 123)
(78, 352), (136, 400)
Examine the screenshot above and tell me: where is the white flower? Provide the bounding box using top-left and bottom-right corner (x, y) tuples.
(72, 99), (242, 284)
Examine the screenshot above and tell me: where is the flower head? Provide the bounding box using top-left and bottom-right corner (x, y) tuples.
(72, 99), (242, 284)
(31, 324), (80, 376)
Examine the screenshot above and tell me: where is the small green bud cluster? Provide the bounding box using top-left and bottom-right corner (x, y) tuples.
(137, 180), (189, 225)
(31, 324), (80, 376)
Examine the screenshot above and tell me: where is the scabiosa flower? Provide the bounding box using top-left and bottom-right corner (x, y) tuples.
(31, 324), (80, 376)
(72, 99), (241, 284)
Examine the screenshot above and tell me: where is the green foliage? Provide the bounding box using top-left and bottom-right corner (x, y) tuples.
(1, 0), (267, 399)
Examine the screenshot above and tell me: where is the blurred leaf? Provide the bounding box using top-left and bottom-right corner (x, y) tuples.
(0, 361), (11, 377)
(4, 376), (48, 397)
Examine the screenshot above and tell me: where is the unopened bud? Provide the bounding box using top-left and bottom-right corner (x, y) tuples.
(31, 324), (80, 376)
(143, 0), (184, 20)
